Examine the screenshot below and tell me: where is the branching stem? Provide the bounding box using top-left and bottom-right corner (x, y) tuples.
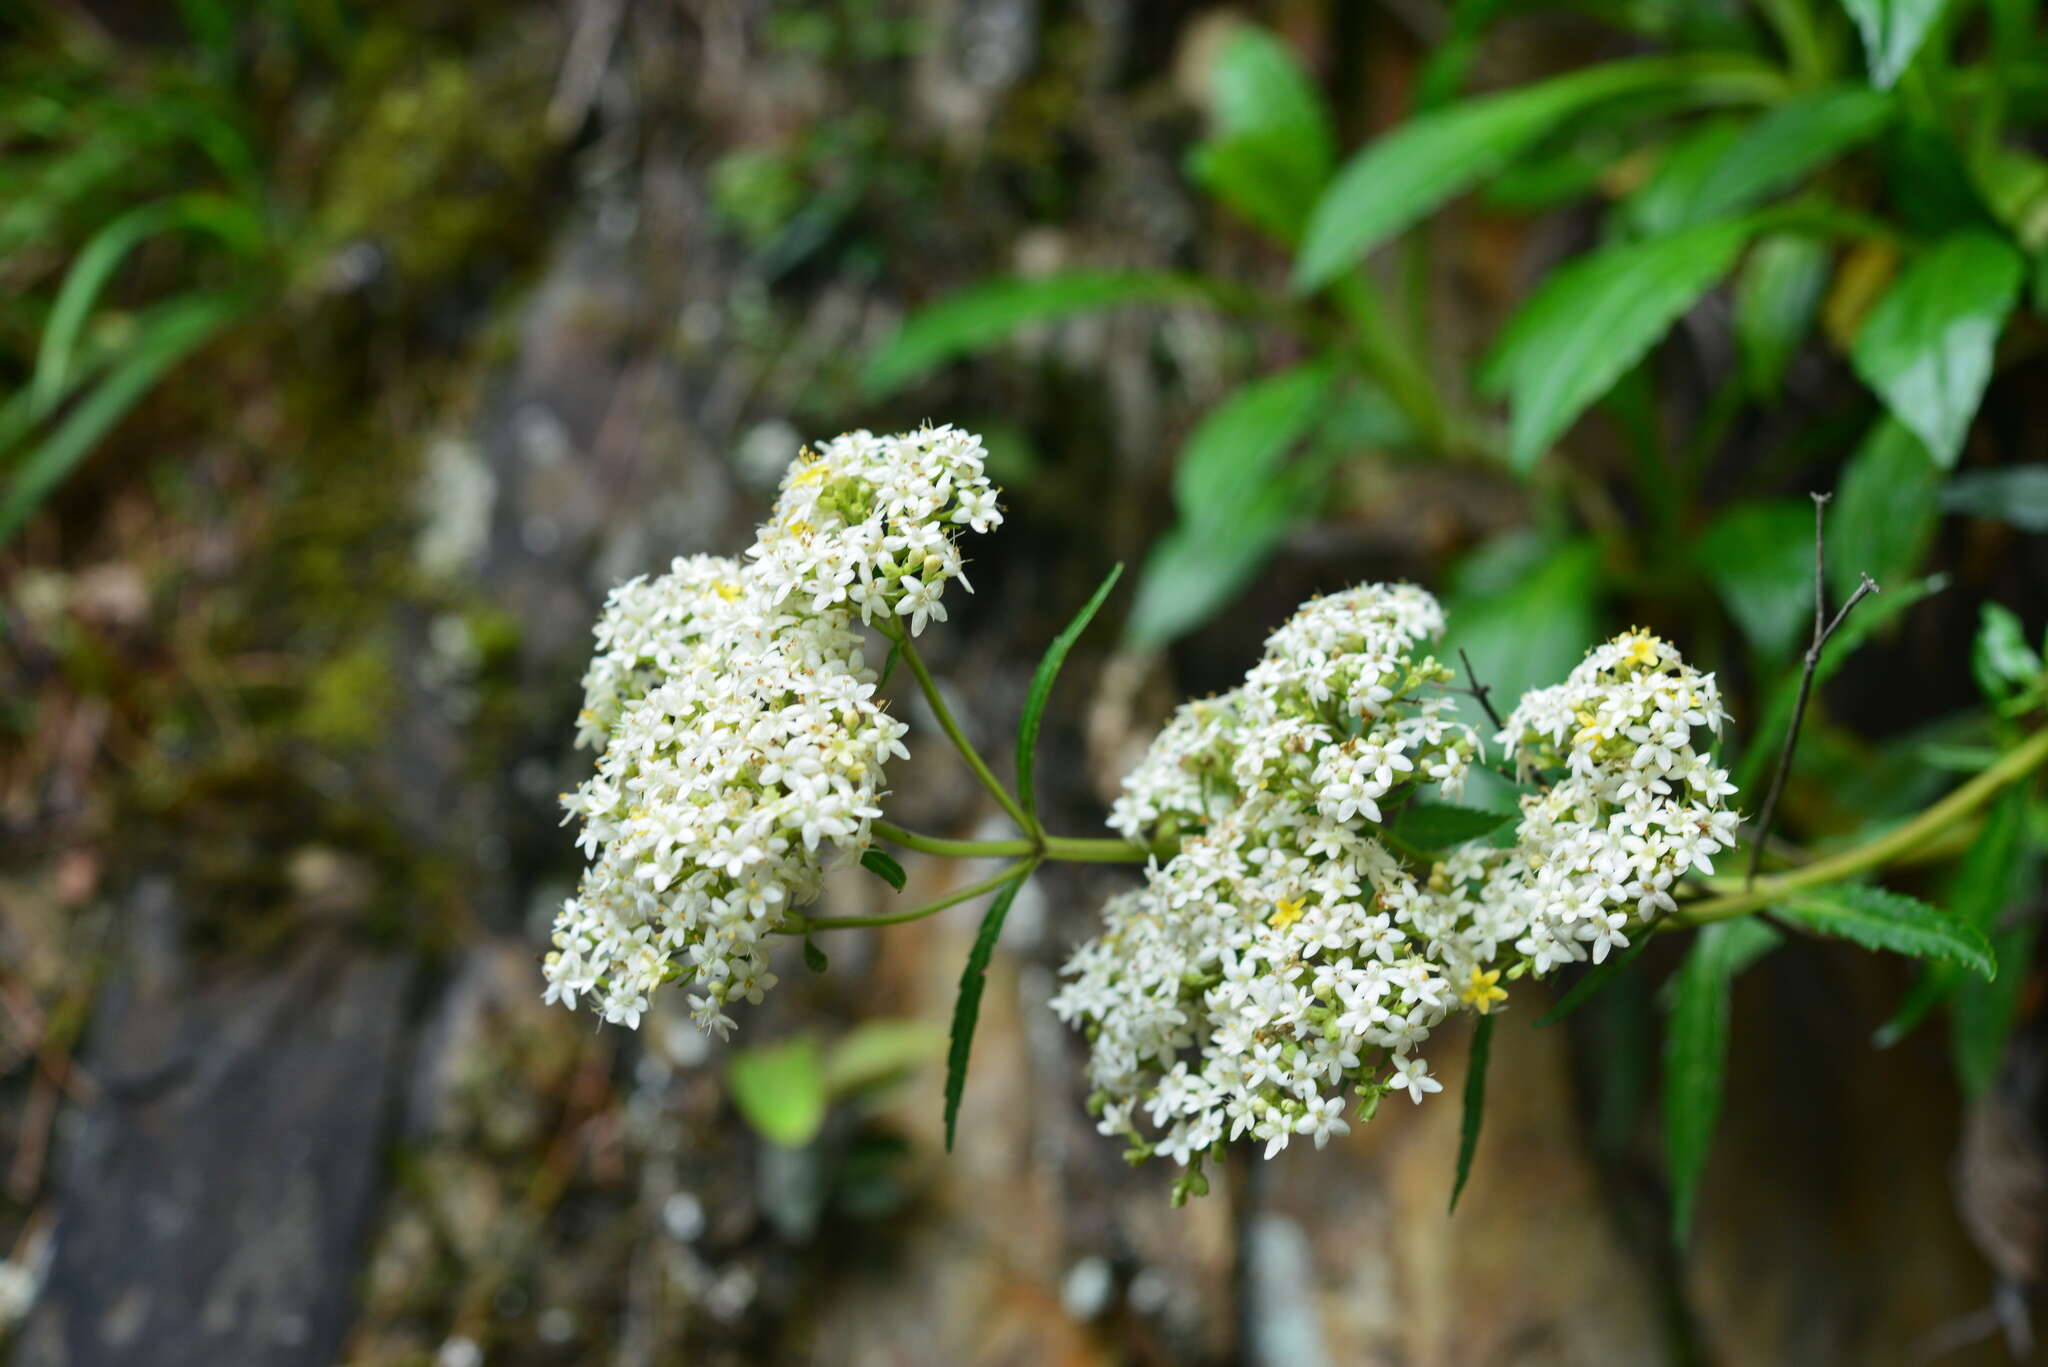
(1745, 492), (1878, 886)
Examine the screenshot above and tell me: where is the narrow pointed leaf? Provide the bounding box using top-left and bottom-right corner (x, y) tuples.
(1850, 231), (2022, 468)
(1775, 883), (1995, 978)
(1539, 930), (1658, 1026)
(1293, 59), (1696, 292)
(1016, 563), (1124, 821)
(1449, 1013), (1496, 1212)
(864, 271), (1208, 394)
(1664, 918), (1779, 1244)
(944, 871), (1030, 1150)
(1840, 0), (1951, 88)
(1735, 233), (1831, 397)
(1480, 219), (1755, 471)
(1942, 467), (2048, 532)
(860, 848), (908, 892)
(1874, 791), (2025, 1046)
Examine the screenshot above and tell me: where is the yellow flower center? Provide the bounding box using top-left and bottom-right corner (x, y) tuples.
(1460, 965), (1508, 1014)
(1269, 897), (1307, 930)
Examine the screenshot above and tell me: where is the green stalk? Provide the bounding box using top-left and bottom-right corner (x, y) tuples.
(1673, 726), (2048, 925)
(1041, 835), (1153, 864)
(884, 622), (1036, 834)
(785, 860), (1036, 933)
(872, 820), (1035, 859)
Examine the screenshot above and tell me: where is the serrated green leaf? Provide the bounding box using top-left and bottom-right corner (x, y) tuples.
(1875, 790), (2026, 1047)
(1293, 59), (1696, 292)
(1173, 363), (1333, 524)
(1481, 219), (1755, 471)
(1942, 467), (2048, 533)
(860, 848), (907, 892)
(1449, 1013), (1496, 1212)
(1539, 929), (1658, 1026)
(1972, 602), (2043, 702)
(1840, 0), (1951, 88)
(1016, 562), (1124, 821)
(1693, 499), (1817, 660)
(1664, 918), (1780, 1244)
(944, 872), (1028, 1150)
(1734, 234), (1831, 398)
(863, 271), (1208, 395)
(1828, 416), (1939, 604)
(1851, 231), (2023, 468)
(729, 1038), (829, 1148)
(1776, 883), (1996, 977)
(1390, 802), (1513, 851)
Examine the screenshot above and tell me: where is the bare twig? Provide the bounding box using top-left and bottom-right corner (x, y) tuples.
(1458, 648), (1508, 735)
(1744, 493), (1879, 887)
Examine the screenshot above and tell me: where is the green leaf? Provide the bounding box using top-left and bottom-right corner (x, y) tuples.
(1390, 802), (1513, 851)
(863, 271), (1208, 394)
(1775, 883), (1996, 977)
(1734, 234), (1831, 398)
(1481, 219), (1755, 472)
(1875, 790), (2026, 1047)
(1414, 0), (1514, 110)
(1187, 26), (1334, 241)
(1444, 537), (1603, 729)
(802, 937), (829, 974)
(1972, 602), (2043, 702)
(1692, 499), (1817, 660)
(860, 848), (907, 892)
(878, 641), (901, 688)
(1449, 1013), (1496, 1212)
(1538, 931), (1657, 1027)
(1619, 119), (1746, 239)
(1, 290), (246, 546)
(1172, 363), (1333, 524)
(823, 1019), (943, 1095)
(1684, 87), (1893, 226)
(1016, 562), (1124, 821)
(1942, 467), (2048, 532)
(1850, 231), (2023, 468)
(1293, 59), (1695, 292)
(1828, 416), (1939, 604)
(1663, 919), (1780, 1244)
(1953, 919), (2035, 1098)
(729, 1038), (829, 1148)
(1840, 0), (1951, 88)
(31, 192), (265, 418)
(944, 871), (1029, 1150)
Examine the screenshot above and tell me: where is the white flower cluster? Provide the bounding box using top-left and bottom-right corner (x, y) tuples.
(1055, 585), (1486, 1177)
(547, 426), (1001, 1034)
(1482, 629), (1741, 972)
(1059, 602), (1742, 1185)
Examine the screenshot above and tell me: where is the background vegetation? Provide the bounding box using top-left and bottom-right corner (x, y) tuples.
(1, 0), (2044, 1363)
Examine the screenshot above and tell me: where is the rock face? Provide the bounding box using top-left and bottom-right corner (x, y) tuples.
(17, 886), (412, 1367)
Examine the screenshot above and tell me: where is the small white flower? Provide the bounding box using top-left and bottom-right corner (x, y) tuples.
(1388, 1054), (1442, 1104)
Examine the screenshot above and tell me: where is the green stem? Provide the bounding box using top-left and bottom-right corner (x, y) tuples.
(784, 860), (1035, 933)
(883, 621), (1036, 834)
(1673, 726), (2048, 925)
(1331, 275), (1458, 458)
(871, 820), (1035, 859)
(1042, 835), (1153, 864)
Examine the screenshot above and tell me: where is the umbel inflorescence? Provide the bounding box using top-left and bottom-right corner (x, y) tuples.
(548, 425), (1001, 1034)
(1054, 604), (1739, 1189)
(550, 422), (1744, 1191)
